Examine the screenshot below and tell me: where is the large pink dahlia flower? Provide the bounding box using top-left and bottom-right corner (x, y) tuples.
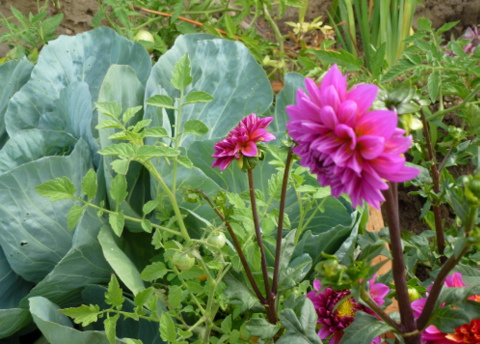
(212, 113), (276, 170)
(411, 272), (480, 344)
(286, 64), (419, 209)
(307, 278), (389, 344)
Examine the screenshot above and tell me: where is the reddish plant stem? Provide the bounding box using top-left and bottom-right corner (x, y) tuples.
(196, 190), (266, 304)
(382, 184), (419, 342)
(420, 108), (446, 264)
(417, 205), (477, 329)
(247, 168), (277, 324)
(272, 147), (294, 296)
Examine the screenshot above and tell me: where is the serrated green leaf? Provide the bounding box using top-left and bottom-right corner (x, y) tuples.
(109, 212), (125, 237)
(132, 119), (152, 133)
(146, 95), (175, 109)
(311, 49), (363, 71)
(245, 318), (280, 339)
(59, 304), (101, 327)
(140, 262), (168, 281)
(160, 312), (177, 342)
(177, 155), (194, 169)
(134, 287), (154, 309)
(171, 54), (193, 90)
(143, 126), (169, 138)
(141, 219), (153, 233)
(168, 285), (184, 309)
(125, 339), (144, 344)
(277, 299), (321, 344)
(143, 200), (158, 215)
(99, 143), (136, 157)
(183, 91), (215, 105)
(339, 312), (391, 344)
(221, 315), (232, 333)
(81, 169), (97, 199)
(135, 145), (178, 160)
(123, 105), (143, 124)
(428, 70), (441, 103)
(104, 314), (119, 344)
(111, 159), (130, 175)
(95, 101), (123, 119)
(437, 21), (460, 34)
(35, 177), (76, 201)
(223, 14), (236, 36)
(96, 119), (122, 130)
(67, 205), (86, 231)
(183, 119), (208, 136)
(105, 274), (124, 308)
(267, 172), (283, 201)
(110, 174), (128, 204)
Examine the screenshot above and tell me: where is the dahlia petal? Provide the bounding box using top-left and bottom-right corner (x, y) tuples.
(369, 281), (389, 306)
(445, 272), (466, 288)
(329, 331), (344, 344)
(356, 110), (397, 138)
(305, 77), (323, 105)
(384, 165), (420, 183)
(241, 141), (258, 156)
(318, 326), (332, 339)
(358, 135), (385, 160)
(322, 85), (341, 111)
(314, 280), (322, 291)
(347, 84), (378, 115)
(320, 64), (347, 101)
(337, 100), (357, 126)
(384, 129), (412, 154)
(320, 106), (339, 130)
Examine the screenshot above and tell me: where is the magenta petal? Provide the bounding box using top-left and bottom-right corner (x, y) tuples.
(358, 135), (385, 160)
(337, 100), (357, 126)
(445, 272), (466, 288)
(356, 110), (397, 138)
(347, 84), (378, 115)
(318, 326), (331, 339)
(320, 64), (347, 101)
(241, 141), (258, 156)
(320, 106), (339, 130)
(384, 165), (420, 182)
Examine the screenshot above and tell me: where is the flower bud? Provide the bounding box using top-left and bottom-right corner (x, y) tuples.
(407, 287), (422, 302)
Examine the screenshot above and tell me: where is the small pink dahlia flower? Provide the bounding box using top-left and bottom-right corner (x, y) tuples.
(212, 113), (276, 170)
(411, 272), (480, 344)
(286, 64), (419, 209)
(307, 279), (389, 344)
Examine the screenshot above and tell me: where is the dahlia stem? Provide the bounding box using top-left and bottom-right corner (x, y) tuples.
(416, 204), (477, 330)
(195, 189), (266, 304)
(382, 184), (417, 338)
(420, 107), (446, 264)
(272, 146), (294, 296)
(247, 168), (277, 324)
(359, 288), (402, 333)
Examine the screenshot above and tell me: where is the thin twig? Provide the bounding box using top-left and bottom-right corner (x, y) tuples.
(272, 146), (294, 296)
(248, 168), (277, 324)
(196, 189), (266, 304)
(419, 107), (446, 263)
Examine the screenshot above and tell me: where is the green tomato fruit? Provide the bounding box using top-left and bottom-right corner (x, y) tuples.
(407, 287), (422, 302)
(134, 30), (155, 53)
(172, 252), (195, 271)
(207, 232), (226, 249)
(134, 30), (154, 43)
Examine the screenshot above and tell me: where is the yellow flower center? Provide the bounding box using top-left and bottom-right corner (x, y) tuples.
(337, 298), (355, 318)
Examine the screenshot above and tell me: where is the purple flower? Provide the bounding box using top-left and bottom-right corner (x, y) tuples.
(463, 26), (479, 55)
(307, 279), (389, 344)
(212, 114), (276, 170)
(411, 272), (480, 344)
(286, 64), (419, 209)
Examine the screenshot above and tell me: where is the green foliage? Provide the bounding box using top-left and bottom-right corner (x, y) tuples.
(0, 2), (63, 63)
